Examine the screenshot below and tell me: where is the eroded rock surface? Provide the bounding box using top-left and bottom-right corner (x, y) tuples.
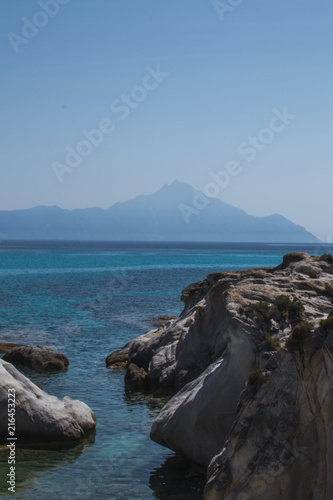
(107, 252), (333, 495)
(204, 314), (333, 499)
(0, 359), (96, 444)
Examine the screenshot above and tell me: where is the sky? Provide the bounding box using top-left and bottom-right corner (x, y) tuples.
(0, 0), (332, 241)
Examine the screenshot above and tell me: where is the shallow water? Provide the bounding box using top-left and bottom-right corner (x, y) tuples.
(0, 241), (330, 499)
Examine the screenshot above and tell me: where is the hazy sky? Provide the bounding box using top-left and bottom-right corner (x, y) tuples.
(1, 0), (332, 241)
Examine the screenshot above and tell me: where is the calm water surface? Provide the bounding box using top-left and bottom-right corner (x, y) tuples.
(0, 241), (331, 499)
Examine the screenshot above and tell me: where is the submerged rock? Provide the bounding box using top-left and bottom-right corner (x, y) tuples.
(3, 345), (69, 372)
(108, 252), (333, 497)
(0, 359), (96, 444)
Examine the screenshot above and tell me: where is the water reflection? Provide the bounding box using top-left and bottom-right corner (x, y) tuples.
(0, 435), (95, 496)
(123, 388), (168, 418)
(149, 453), (206, 500)
(123, 390), (206, 498)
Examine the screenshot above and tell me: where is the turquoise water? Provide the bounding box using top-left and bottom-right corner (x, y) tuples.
(0, 241), (331, 500)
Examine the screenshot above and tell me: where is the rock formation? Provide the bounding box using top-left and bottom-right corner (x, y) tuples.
(0, 359), (96, 444)
(107, 252), (333, 498)
(204, 313), (333, 499)
(3, 345), (69, 372)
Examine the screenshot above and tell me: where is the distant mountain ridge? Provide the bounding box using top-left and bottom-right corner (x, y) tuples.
(0, 180), (320, 242)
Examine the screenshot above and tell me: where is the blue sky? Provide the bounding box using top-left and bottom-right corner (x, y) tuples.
(0, 0), (332, 241)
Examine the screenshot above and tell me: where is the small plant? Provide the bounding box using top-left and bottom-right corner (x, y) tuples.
(248, 369), (267, 391)
(320, 254), (333, 266)
(256, 300), (270, 317)
(252, 271), (265, 279)
(286, 321), (314, 350)
(263, 333), (281, 351)
(320, 316), (333, 333)
(274, 294), (292, 312)
(307, 271), (319, 279)
(324, 284), (333, 298)
(238, 307), (245, 315)
(274, 294), (304, 324)
(288, 298), (305, 323)
(250, 300), (272, 326)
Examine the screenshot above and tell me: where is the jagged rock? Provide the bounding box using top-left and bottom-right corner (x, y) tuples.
(108, 252), (333, 479)
(0, 359), (96, 443)
(3, 345), (69, 372)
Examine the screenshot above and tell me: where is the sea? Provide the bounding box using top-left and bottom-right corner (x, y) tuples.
(0, 241), (332, 500)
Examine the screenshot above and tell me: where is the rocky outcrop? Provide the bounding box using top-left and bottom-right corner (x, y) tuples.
(3, 345), (69, 372)
(107, 252), (333, 497)
(0, 359), (96, 444)
(204, 314), (333, 499)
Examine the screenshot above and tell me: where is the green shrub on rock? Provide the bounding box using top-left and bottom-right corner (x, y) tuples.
(320, 253), (333, 265)
(307, 271), (319, 279)
(320, 316), (333, 334)
(263, 333), (281, 351)
(274, 294), (293, 312)
(274, 294), (304, 324)
(324, 284), (333, 298)
(286, 321), (314, 350)
(247, 300), (272, 326)
(248, 369), (267, 391)
(288, 298), (305, 323)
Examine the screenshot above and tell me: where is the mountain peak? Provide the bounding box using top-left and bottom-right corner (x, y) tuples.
(158, 179), (192, 192)
(0, 181), (320, 242)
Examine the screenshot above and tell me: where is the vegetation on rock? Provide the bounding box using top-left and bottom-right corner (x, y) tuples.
(246, 294), (305, 336)
(320, 316), (333, 334)
(263, 332), (281, 351)
(248, 369), (267, 391)
(324, 284), (333, 298)
(286, 321), (314, 350)
(320, 253), (333, 265)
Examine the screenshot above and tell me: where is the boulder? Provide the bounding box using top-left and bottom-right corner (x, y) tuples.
(0, 359), (96, 444)
(3, 345), (69, 372)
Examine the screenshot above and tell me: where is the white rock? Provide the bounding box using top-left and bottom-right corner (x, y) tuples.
(0, 359), (96, 443)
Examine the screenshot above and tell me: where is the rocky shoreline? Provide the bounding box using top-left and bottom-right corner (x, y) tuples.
(107, 252), (333, 499)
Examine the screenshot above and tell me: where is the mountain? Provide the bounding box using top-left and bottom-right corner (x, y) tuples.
(0, 180), (320, 242)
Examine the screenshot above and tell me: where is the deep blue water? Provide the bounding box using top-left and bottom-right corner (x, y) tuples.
(0, 241), (332, 500)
